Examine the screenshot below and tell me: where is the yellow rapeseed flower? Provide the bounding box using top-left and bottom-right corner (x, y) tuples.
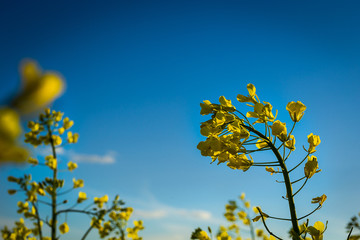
(286, 101), (306, 122)
(271, 120), (287, 141)
(307, 221), (325, 240)
(59, 222), (69, 234)
(227, 154), (253, 171)
(73, 178), (84, 188)
(307, 133), (321, 153)
(67, 161), (78, 171)
(94, 195), (109, 208)
(45, 156), (57, 170)
(304, 156), (319, 179)
(311, 194), (327, 206)
(12, 60), (65, 114)
(77, 192), (87, 203)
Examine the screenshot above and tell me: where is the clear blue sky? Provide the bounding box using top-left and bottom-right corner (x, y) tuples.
(1, 1), (360, 239)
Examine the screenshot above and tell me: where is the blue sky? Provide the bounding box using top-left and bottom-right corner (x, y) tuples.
(1, 1), (360, 239)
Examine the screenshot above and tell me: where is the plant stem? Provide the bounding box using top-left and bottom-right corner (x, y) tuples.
(47, 124), (58, 240)
(242, 125), (301, 239)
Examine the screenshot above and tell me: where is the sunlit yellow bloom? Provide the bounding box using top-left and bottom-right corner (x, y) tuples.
(271, 120), (287, 141)
(237, 83), (257, 104)
(119, 207), (133, 221)
(127, 227), (139, 239)
(198, 230), (210, 240)
(240, 193), (245, 200)
(12, 60), (65, 114)
(256, 229), (264, 237)
(285, 135), (295, 150)
(219, 96), (233, 108)
(200, 100), (214, 115)
(311, 194), (327, 206)
(244, 201), (250, 208)
(238, 211), (247, 219)
(246, 102), (276, 124)
(51, 135), (62, 146)
(307, 221), (325, 240)
(73, 178), (84, 188)
(90, 217), (102, 229)
(58, 127), (65, 135)
(304, 156), (319, 179)
(45, 156), (57, 170)
(67, 131), (79, 143)
(217, 230), (232, 240)
(227, 154), (253, 171)
(224, 212), (236, 221)
(256, 139), (268, 149)
(94, 195), (108, 208)
(265, 166), (279, 175)
(252, 207), (259, 214)
(307, 133), (321, 153)
(59, 222), (69, 234)
(286, 101), (306, 122)
(63, 117), (74, 130)
(134, 220), (144, 230)
(67, 161), (78, 171)
(77, 192), (87, 203)
(17, 201), (29, 213)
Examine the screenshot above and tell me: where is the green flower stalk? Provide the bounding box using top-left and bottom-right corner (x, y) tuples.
(197, 84), (326, 240)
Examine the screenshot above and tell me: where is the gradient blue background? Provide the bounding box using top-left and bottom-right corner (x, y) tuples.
(1, 1), (359, 239)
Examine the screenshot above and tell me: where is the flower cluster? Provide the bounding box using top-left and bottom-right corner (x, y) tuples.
(197, 84), (326, 239)
(2, 109), (143, 240)
(192, 193), (275, 240)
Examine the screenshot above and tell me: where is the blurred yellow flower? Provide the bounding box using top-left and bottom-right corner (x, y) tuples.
(59, 222), (69, 234)
(94, 195), (108, 208)
(45, 156), (57, 170)
(12, 60), (65, 114)
(0, 108), (22, 141)
(67, 161), (78, 171)
(73, 178), (84, 188)
(77, 192), (87, 203)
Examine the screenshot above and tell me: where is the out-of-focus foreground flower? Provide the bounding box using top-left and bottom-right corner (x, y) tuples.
(0, 59), (65, 164)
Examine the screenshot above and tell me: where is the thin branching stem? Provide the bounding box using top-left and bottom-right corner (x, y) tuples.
(288, 153), (310, 173)
(292, 178), (308, 197)
(242, 125), (301, 238)
(298, 205), (322, 220)
(256, 207), (283, 240)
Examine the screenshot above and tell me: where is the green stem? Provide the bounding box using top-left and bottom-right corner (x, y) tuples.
(47, 124), (58, 240)
(242, 125), (301, 239)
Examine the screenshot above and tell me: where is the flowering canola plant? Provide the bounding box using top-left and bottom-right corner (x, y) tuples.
(1, 108), (144, 240)
(196, 84), (329, 240)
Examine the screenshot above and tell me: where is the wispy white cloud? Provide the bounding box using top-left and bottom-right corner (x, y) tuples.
(68, 151), (116, 164)
(133, 207), (212, 221)
(34, 147), (117, 164)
